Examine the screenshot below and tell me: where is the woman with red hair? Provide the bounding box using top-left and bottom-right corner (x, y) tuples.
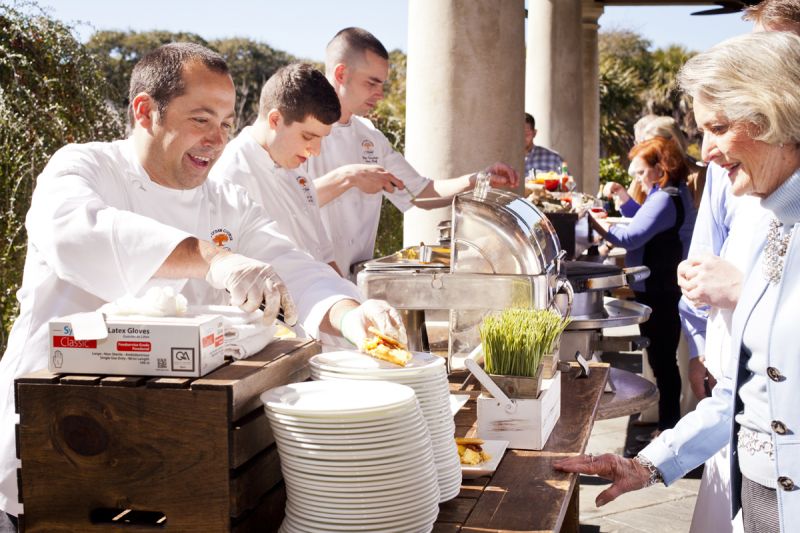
(591, 136), (697, 434)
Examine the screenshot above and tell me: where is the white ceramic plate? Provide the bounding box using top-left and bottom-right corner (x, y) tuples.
(277, 445), (435, 470)
(266, 408), (422, 431)
(270, 418), (429, 445)
(284, 480), (439, 510)
(261, 380), (416, 418)
(310, 350), (445, 375)
(283, 501), (440, 531)
(460, 439), (509, 479)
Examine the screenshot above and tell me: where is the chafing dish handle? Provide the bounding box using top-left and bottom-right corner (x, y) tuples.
(623, 266), (650, 286)
(553, 278), (574, 318)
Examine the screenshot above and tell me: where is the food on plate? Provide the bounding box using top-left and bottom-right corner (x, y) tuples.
(360, 326), (413, 367)
(456, 437), (492, 465)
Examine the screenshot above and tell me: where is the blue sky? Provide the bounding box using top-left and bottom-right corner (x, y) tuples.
(38, 0), (752, 60)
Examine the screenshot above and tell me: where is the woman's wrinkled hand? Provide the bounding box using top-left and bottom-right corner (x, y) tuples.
(553, 453), (653, 507)
(677, 254), (743, 309)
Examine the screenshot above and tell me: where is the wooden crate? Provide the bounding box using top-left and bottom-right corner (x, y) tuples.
(14, 338), (319, 533)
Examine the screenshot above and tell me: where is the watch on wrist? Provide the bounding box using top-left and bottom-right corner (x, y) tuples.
(633, 454), (664, 487)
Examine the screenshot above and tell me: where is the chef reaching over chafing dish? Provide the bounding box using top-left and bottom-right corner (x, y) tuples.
(0, 42), (406, 522)
(307, 27), (520, 277)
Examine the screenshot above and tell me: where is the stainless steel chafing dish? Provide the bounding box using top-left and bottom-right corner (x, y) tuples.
(358, 188), (571, 370)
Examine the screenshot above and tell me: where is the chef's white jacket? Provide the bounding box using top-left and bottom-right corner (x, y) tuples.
(210, 127), (335, 265)
(306, 116), (430, 273)
(0, 138), (359, 515)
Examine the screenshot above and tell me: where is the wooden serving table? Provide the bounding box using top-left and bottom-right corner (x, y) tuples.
(437, 363), (610, 533)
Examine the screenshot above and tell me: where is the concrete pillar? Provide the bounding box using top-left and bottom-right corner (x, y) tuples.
(526, 0), (584, 190)
(582, 0), (604, 196)
(403, 0), (526, 247)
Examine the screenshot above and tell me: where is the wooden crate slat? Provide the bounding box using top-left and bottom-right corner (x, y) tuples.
(100, 376), (147, 388)
(14, 369), (61, 384)
(194, 339), (320, 421)
(229, 446), (282, 517)
(145, 377), (192, 389)
(230, 408), (275, 469)
(230, 482), (285, 533)
(58, 375), (103, 386)
(17, 384), (231, 532)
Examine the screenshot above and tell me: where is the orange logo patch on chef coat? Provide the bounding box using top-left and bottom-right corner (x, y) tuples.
(211, 228), (233, 250)
(295, 176), (315, 206)
(361, 139), (378, 164)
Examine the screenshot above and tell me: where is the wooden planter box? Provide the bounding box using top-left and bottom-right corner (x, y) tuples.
(14, 338), (319, 533)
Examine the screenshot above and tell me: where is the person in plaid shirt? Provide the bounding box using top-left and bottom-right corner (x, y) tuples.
(524, 113), (564, 176)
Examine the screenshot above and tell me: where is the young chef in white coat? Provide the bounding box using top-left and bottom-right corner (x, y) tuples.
(306, 27), (520, 277)
(0, 43), (406, 527)
(210, 63), (342, 275)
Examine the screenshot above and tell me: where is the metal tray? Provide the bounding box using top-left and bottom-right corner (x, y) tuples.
(566, 297), (651, 330)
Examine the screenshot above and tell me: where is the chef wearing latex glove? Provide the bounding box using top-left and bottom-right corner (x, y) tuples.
(338, 299), (408, 349)
(205, 253), (298, 326)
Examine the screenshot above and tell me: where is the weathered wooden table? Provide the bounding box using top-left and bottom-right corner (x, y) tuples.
(437, 363), (610, 533)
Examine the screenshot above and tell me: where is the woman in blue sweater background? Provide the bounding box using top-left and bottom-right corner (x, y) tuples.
(591, 136), (697, 434)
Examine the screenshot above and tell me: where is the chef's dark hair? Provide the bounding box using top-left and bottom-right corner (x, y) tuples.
(259, 63), (341, 126)
(525, 113), (535, 129)
(326, 27), (389, 74)
(128, 42), (229, 126)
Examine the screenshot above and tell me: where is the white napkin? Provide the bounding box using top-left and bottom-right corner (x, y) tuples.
(100, 287), (188, 317)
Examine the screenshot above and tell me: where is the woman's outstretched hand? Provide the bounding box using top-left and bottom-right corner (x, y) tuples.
(553, 453), (653, 507)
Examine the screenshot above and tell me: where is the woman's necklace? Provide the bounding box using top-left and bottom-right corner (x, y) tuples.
(763, 218), (795, 284)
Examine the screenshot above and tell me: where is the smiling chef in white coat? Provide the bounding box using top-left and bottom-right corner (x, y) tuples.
(0, 42), (406, 526)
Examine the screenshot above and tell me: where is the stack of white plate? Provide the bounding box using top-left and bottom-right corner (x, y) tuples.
(309, 350), (462, 502)
(261, 380), (440, 533)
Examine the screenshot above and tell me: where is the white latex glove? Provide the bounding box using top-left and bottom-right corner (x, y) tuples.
(339, 299), (408, 348)
(205, 253), (298, 326)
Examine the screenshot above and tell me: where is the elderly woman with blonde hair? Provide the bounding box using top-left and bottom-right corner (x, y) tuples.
(556, 30), (800, 533)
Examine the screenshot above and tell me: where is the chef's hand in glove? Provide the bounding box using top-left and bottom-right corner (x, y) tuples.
(339, 299), (408, 348)
(480, 162), (520, 189)
(205, 253), (298, 326)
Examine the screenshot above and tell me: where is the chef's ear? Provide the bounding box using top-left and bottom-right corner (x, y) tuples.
(131, 93), (157, 130)
(333, 63), (348, 85)
(267, 108), (282, 131)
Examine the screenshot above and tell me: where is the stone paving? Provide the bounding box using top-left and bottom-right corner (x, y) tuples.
(579, 414), (701, 533)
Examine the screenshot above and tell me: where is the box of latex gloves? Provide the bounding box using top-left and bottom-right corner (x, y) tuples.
(48, 288), (226, 377)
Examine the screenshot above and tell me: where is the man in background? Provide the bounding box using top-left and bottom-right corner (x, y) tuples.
(524, 112), (564, 177)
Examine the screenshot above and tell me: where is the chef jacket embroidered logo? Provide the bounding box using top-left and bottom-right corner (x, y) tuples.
(211, 228), (233, 250)
(295, 176), (316, 206)
(361, 139), (378, 164)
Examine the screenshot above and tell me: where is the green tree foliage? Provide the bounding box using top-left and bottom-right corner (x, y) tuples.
(86, 31), (297, 132)
(84, 30), (209, 123)
(210, 38), (296, 131)
(643, 45), (696, 135)
(599, 30), (697, 162)
(0, 2), (124, 353)
(371, 50), (408, 258)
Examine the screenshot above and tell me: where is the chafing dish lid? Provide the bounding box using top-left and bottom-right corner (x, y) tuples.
(451, 189), (560, 275)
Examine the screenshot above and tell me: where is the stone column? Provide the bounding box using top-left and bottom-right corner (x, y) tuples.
(582, 0), (604, 197)
(403, 0), (526, 247)
(526, 0), (584, 190)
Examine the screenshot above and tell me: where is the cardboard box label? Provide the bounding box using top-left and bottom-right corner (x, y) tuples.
(49, 313), (225, 377)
